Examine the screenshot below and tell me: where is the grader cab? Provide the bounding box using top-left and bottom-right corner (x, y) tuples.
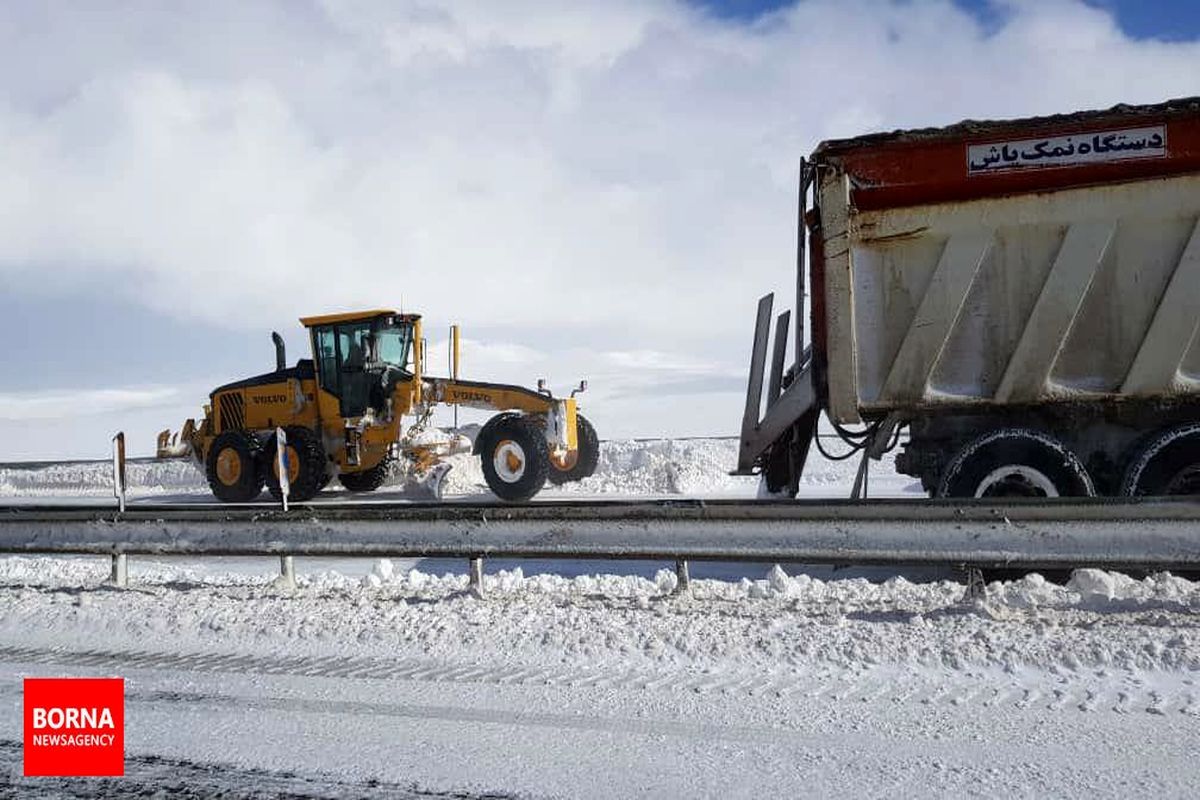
(157, 309), (598, 503)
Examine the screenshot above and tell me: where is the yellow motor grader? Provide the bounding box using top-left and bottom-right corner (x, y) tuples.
(156, 309), (598, 503)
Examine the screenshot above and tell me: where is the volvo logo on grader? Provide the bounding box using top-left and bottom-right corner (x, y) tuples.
(451, 390), (492, 404)
(156, 310), (598, 503)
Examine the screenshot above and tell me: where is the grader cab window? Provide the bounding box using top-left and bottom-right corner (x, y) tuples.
(315, 328), (338, 394)
(312, 318), (414, 418)
(375, 321), (414, 371)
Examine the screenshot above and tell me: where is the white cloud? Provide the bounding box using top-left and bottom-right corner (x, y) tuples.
(1, 0), (1197, 440)
(602, 349), (721, 373)
(426, 336), (543, 371)
(0, 387), (181, 421)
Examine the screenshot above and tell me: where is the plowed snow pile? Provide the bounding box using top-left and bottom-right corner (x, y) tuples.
(0, 556), (1196, 683)
(0, 459), (204, 497)
(0, 436), (897, 499)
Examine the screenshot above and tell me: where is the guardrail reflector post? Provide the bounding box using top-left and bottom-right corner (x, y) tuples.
(111, 432), (127, 513)
(673, 558), (690, 596)
(469, 556), (484, 598)
(276, 426), (290, 512)
(110, 553), (128, 588)
(962, 567), (986, 603)
(277, 555), (296, 591)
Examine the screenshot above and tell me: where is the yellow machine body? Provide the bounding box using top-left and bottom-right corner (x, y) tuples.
(158, 309), (583, 499)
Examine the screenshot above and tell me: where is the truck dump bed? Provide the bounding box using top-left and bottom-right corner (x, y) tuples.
(812, 98), (1200, 424)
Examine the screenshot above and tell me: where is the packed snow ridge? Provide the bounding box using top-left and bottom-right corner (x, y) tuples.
(0, 436), (899, 499)
(0, 555), (1196, 684)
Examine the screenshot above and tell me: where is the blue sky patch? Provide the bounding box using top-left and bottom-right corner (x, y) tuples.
(694, 0), (1200, 40)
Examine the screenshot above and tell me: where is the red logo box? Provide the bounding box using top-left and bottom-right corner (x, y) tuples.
(24, 677), (124, 777)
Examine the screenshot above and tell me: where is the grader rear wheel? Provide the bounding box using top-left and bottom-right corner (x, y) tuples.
(204, 431), (264, 503)
(264, 426), (327, 502)
(339, 455), (393, 493)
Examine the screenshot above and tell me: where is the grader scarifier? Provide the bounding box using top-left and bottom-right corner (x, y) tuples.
(157, 309), (599, 503)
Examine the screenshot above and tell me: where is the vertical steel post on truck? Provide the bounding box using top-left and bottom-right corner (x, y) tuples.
(734, 161), (819, 483)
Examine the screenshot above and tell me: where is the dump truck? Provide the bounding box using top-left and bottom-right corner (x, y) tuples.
(737, 98), (1200, 499)
(157, 310), (599, 503)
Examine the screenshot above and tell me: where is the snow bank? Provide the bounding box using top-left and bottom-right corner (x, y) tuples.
(0, 436), (902, 500)
(0, 459), (205, 497)
(1, 555), (1196, 679)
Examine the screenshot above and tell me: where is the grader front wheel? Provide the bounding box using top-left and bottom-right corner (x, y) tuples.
(479, 415), (549, 502)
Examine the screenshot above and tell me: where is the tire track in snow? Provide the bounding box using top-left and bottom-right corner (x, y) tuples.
(0, 645), (1186, 715)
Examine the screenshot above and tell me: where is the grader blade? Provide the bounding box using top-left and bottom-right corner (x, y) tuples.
(418, 462), (453, 501)
(156, 419), (196, 459)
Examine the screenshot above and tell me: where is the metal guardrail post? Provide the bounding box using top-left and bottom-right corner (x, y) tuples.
(111, 432), (126, 514)
(109, 554), (128, 588)
(673, 558), (690, 596)
(469, 556), (484, 598)
(276, 555), (296, 591)
(962, 567), (987, 603)
(276, 427), (290, 512)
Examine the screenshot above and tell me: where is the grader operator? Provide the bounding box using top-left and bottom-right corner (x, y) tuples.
(156, 309), (599, 503)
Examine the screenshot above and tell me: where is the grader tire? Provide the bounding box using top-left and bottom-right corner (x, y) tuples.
(265, 426), (327, 502)
(339, 455), (393, 493)
(547, 414), (600, 485)
(479, 414), (549, 502)
(205, 430), (264, 503)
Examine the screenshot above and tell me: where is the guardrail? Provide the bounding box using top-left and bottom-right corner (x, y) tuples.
(2, 497), (1199, 594)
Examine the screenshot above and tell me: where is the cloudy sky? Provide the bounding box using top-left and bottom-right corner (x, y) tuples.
(2, 0), (1199, 458)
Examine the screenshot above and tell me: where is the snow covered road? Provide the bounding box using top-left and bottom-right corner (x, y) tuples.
(2, 647), (1200, 796)
(2, 439), (1198, 796)
(2, 643), (1196, 797)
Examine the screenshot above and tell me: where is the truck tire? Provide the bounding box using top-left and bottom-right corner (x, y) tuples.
(339, 455), (392, 493)
(205, 430), (264, 503)
(264, 426), (326, 502)
(937, 428), (1094, 499)
(547, 414), (600, 485)
(761, 431), (796, 497)
(479, 414), (549, 502)
(1120, 423), (1200, 497)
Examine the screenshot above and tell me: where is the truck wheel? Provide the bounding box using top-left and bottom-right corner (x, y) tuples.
(480, 415), (549, 502)
(205, 431), (264, 503)
(339, 455), (393, 493)
(265, 426), (326, 502)
(547, 414), (600, 485)
(1120, 423), (1200, 497)
(937, 428), (1094, 499)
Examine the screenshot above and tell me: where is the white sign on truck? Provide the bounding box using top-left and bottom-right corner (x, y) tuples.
(967, 125), (1166, 173)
